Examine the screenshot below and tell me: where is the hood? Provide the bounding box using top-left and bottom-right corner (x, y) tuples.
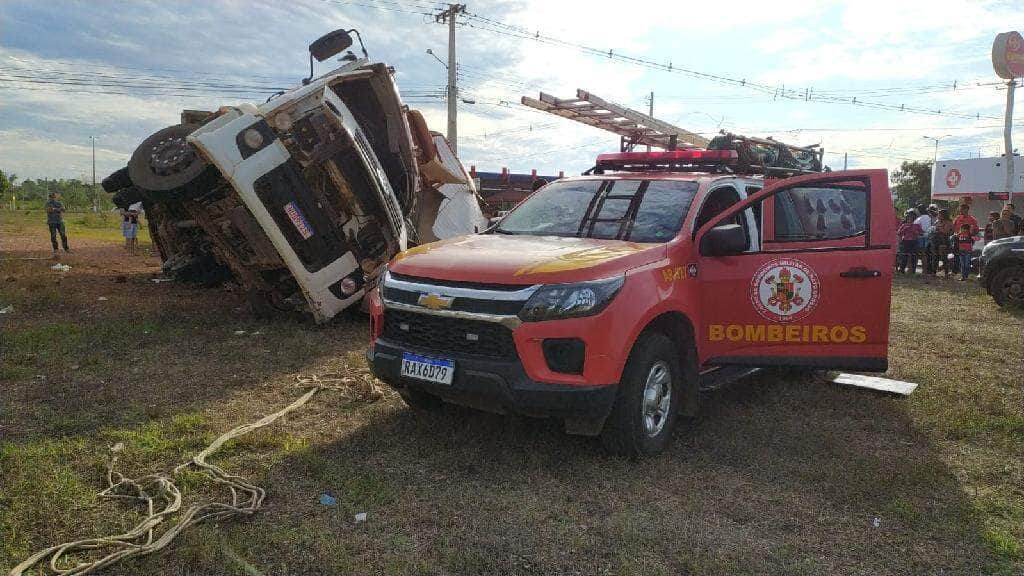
(389, 234), (666, 285)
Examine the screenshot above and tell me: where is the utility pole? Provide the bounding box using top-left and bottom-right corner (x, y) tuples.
(435, 4), (466, 154)
(646, 91), (654, 152)
(1003, 79), (1016, 204)
(922, 134), (952, 164)
(91, 136), (98, 213)
(843, 152), (848, 171)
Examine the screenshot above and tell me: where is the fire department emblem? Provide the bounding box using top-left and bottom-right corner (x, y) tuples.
(750, 259), (820, 323)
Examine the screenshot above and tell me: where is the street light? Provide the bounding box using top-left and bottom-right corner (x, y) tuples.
(90, 136), (98, 213)
(425, 48), (446, 69)
(922, 134), (953, 163)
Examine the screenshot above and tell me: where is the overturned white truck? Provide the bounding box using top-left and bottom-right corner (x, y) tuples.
(103, 29), (486, 322)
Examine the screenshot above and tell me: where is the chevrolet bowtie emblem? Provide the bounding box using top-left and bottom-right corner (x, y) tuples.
(417, 293), (454, 310)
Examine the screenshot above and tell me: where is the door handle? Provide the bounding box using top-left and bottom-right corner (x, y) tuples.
(840, 267), (882, 278)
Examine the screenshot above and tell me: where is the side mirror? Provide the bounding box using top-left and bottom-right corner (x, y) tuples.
(699, 223), (747, 256)
(309, 29), (354, 62)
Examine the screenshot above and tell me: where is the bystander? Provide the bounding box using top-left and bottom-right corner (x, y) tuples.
(45, 191), (70, 256)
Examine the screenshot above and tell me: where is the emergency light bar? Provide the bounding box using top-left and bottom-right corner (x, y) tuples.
(594, 149), (738, 170)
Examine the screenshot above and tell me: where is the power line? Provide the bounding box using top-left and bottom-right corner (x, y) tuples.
(460, 11), (1005, 121)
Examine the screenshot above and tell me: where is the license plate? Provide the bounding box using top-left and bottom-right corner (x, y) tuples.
(283, 201), (314, 239)
(400, 352), (454, 385)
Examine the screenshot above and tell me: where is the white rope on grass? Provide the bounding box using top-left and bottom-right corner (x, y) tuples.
(10, 374), (369, 576)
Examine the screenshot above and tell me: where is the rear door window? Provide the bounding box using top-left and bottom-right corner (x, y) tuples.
(772, 186), (868, 242)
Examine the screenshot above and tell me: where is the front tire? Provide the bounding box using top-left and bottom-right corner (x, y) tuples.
(991, 265), (1024, 308)
(601, 332), (682, 458)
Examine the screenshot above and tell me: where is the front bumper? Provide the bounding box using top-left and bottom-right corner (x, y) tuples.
(368, 338), (617, 425)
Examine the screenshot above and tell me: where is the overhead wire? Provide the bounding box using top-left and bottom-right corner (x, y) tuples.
(460, 11), (1005, 121)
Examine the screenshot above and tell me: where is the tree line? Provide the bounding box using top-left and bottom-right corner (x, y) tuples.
(1, 169), (114, 211)
(2, 161), (938, 214)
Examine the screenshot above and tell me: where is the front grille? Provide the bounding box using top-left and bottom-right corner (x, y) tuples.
(382, 310), (516, 359)
(381, 284), (525, 316)
(388, 272), (530, 292)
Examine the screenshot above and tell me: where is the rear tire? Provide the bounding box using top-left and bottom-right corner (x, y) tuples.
(398, 388), (444, 412)
(991, 265), (1024, 308)
(129, 123), (217, 201)
(111, 186), (144, 210)
(601, 332), (682, 458)
(101, 167), (133, 193)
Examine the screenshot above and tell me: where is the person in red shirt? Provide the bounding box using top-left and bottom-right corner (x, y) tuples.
(896, 209), (923, 274)
(953, 223), (976, 281)
(952, 203), (979, 237)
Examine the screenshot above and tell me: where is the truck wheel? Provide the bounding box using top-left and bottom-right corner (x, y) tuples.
(128, 124), (216, 200)
(101, 167), (133, 193)
(991, 265), (1024, 308)
(601, 332), (682, 458)
(398, 388), (444, 412)
(111, 186), (144, 210)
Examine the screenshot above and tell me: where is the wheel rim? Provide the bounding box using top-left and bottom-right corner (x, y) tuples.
(642, 360), (672, 438)
(149, 135), (194, 177)
(1000, 272), (1024, 303)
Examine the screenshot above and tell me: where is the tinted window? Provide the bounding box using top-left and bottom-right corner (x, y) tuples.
(695, 186), (742, 231)
(495, 179), (697, 242)
(773, 186), (867, 241)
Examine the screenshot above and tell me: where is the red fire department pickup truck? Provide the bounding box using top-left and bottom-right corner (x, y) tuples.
(367, 148), (896, 456)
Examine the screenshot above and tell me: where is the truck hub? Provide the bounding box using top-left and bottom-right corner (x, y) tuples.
(149, 135), (194, 176)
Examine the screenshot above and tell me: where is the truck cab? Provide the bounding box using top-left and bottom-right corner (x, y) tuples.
(103, 28), (487, 323)
(367, 149), (897, 456)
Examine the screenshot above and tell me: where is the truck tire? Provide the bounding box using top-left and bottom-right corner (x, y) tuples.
(111, 186), (144, 210)
(398, 388), (444, 412)
(128, 123), (216, 201)
(601, 332), (683, 458)
(101, 167), (132, 193)
(991, 265), (1024, 308)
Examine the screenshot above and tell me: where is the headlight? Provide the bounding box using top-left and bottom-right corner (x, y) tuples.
(519, 276), (624, 322)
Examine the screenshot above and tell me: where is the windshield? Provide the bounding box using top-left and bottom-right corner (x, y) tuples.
(495, 179), (699, 242)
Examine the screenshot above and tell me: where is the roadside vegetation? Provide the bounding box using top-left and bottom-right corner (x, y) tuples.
(1, 212), (1021, 575)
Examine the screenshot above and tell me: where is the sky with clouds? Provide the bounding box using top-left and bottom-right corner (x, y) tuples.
(0, 0), (1020, 183)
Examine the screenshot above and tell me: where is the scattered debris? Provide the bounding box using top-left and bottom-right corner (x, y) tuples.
(354, 512), (368, 523)
(233, 330), (247, 336)
(872, 517), (881, 528)
(151, 277), (173, 284)
(0, 305), (13, 314)
(318, 494), (337, 507)
(97, 296), (109, 301)
(50, 263), (71, 272)
(832, 374), (918, 396)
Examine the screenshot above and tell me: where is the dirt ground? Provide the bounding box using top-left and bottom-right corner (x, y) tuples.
(1, 211), (1022, 575)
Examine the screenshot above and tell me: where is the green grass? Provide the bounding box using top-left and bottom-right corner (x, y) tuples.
(1, 208), (151, 244)
(1, 229), (1022, 575)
